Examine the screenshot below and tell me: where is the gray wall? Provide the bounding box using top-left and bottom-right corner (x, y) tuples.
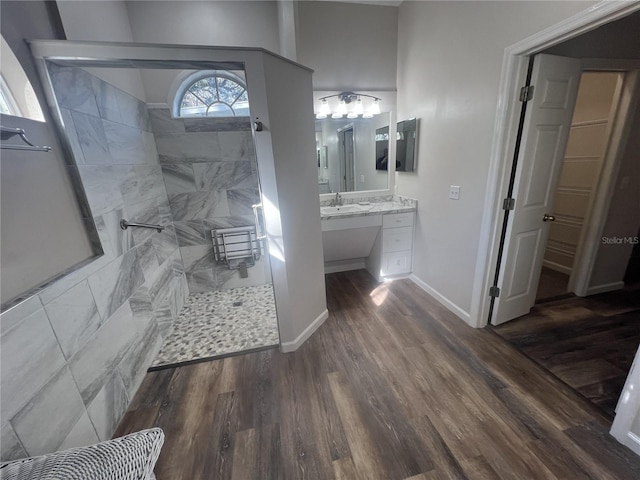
(0, 66), (188, 461)
(0, 0), (96, 306)
(57, 0), (147, 101)
(296, 1), (398, 90)
(394, 0), (596, 321)
(150, 109), (271, 292)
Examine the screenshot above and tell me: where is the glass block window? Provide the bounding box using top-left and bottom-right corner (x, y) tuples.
(177, 72), (249, 117)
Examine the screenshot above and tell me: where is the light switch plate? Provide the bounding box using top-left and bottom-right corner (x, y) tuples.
(449, 185), (461, 200)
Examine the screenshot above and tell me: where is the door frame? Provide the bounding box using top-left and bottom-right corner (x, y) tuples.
(470, 1), (640, 328)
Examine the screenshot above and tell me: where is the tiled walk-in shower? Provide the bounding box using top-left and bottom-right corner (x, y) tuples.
(151, 284), (278, 368)
(148, 106), (278, 368)
(1, 64), (279, 456)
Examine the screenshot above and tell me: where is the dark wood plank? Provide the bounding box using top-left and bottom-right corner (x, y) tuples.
(565, 422), (640, 480)
(459, 456), (501, 480)
(199, 391), (239, 480)
(254, 422), (283, 480)
(231, 428), (258, 480)
(116, 270), (640, 480)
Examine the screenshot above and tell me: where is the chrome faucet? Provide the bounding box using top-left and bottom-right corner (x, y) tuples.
(331, 192), (343, 207)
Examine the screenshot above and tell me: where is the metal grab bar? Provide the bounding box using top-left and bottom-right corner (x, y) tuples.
(0, 125), (52, 152)
(120, 219), (164, 233)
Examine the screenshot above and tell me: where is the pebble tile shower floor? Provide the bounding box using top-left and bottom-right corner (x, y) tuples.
(151, 284), (279, 368)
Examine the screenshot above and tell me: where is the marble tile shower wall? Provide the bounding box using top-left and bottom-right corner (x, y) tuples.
(150, 109), (271, 293)
(0, 66), (188, 461)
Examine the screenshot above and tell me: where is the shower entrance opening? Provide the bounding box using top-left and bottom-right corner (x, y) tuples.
(41, 55), (280, 369)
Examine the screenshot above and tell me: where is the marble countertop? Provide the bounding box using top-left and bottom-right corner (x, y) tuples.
(320, 197), (417, 220)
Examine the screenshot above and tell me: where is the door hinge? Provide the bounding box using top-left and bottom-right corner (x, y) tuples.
(502, 197), (515, 211)
(489, 286), (500, 298)
(519, 85), (534, 102)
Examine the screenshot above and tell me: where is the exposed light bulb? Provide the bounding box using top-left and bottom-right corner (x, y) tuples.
(316, 113), (327, 119)
(347, 110), (358, 119)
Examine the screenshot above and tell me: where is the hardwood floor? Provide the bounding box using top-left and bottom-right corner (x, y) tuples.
(493, 285), (640, 417)
(536, 267), (569, 302)
(115, 270), (640, 479)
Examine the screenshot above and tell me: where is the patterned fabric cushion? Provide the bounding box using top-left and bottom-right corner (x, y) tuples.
(0, 428), (164, 480)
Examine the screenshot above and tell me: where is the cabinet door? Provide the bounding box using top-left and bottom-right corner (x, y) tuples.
(382, 251), (412, 276)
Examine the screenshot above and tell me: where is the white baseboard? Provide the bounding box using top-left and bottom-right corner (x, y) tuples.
(324, 259), (365, 274)
(542, 260), (572, 276)
(586, 281), (625, 296)
(409, 274), (472, 325)
(280, 309), (329, 353)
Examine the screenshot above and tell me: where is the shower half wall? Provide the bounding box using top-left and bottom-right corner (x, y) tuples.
(150, 109), (272, 292)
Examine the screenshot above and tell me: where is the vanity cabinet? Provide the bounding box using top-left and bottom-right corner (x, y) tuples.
(366, 212), (415, 280)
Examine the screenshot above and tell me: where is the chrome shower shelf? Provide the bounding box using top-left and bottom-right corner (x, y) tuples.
(212, 225), (262, 269)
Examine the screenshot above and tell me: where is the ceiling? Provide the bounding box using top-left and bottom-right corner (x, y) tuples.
(545, 10), (640, 60)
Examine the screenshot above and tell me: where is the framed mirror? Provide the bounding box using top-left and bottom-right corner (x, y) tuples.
(314, 91), (396, 196)
(315, 114), (390, 193)
(396, 118), (417, 172)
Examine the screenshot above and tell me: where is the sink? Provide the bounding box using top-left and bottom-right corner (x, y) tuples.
(321, 204), (371, 215)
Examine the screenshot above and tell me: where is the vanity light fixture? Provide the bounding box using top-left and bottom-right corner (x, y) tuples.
(316, 92), (382, 119)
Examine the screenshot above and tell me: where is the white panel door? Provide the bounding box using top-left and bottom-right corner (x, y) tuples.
(611, 344), (640, 456)
(492, 54), (582, 325)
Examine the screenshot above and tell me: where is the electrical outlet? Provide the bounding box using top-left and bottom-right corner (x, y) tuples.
(449, 185), (461, 200)
(360, 174), (365, 183)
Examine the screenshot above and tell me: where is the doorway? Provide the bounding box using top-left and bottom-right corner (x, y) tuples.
(536, 71), (624, 303)
(338, 125), (355, 192)
(490, 62), (640, 417)
(489, 58), (640, 325)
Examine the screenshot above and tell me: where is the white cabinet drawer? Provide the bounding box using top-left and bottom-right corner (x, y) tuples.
(383, 212), (414, 229)
(382, 226), (413, 253)
(381, 251), (412, 276)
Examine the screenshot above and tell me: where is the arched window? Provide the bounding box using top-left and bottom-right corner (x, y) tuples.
(0, 76), (21, 116)
(175, 71), (250, 117)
